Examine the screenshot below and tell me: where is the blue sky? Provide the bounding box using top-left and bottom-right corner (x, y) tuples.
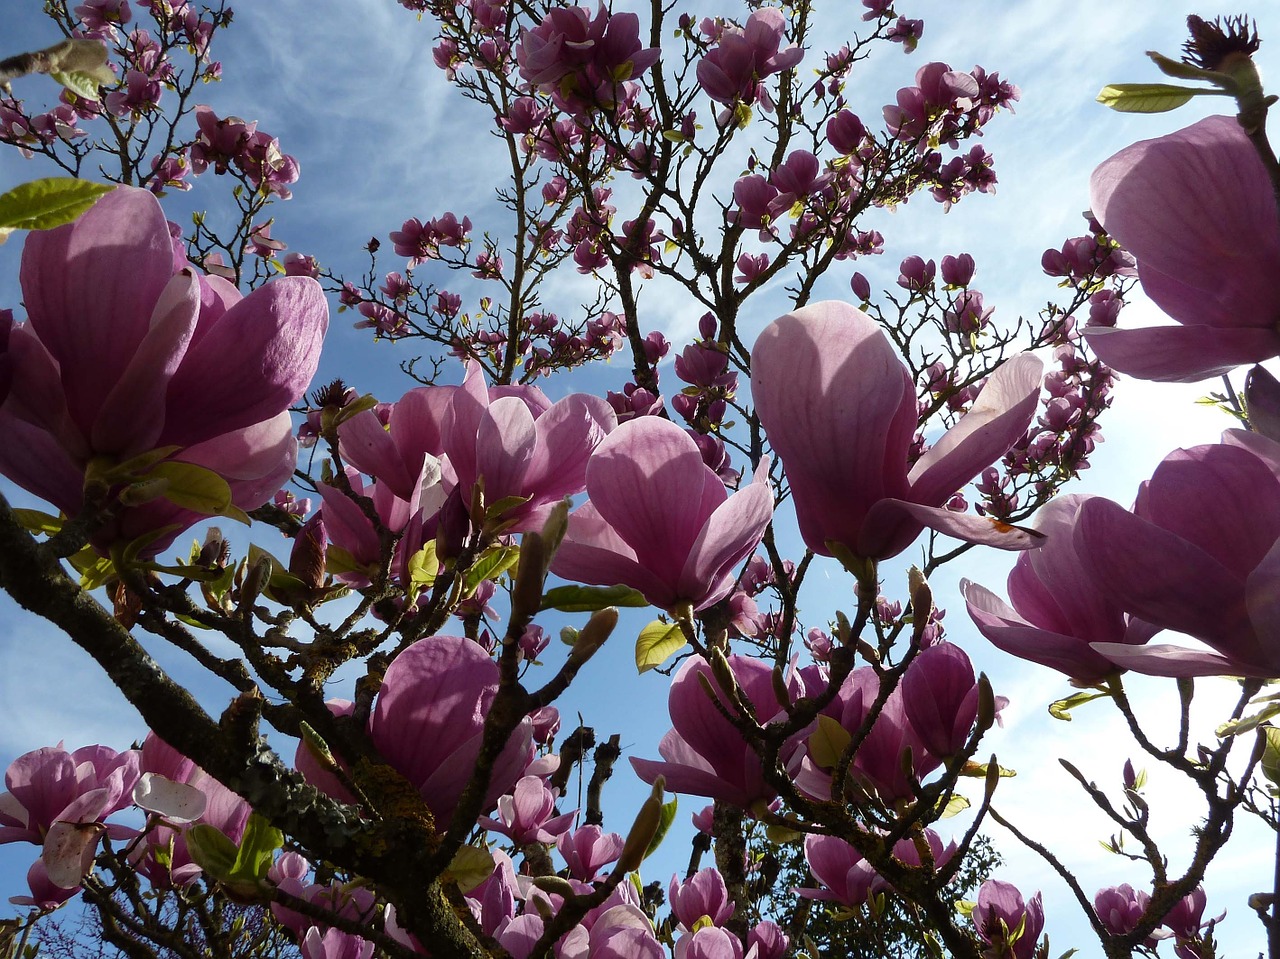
(0, 1), (1275, 953)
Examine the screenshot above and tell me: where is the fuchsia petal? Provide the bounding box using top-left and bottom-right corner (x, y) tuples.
(1140, 444), (1280, 575)
(962, 580), (1125, 682)
(1244, 538), (1280, 670)
(92, 270), (201, 455)
(1090, 115), (1280, 333)
(1089, 643), (1275, 679)
(752, 301), (915, 557)
(678, 460), (774, 610)
(443, 363), (489, 493)
(163, 275), (327, 447)
(476, 396), (538, 505)
(1085, 324), (1280, 383)
(585, 418), (723, 576)
(860, 499), (1041, 559)
(339, 409), (416, 501)
(371, 636), (529, 825)
(20, 188), (175, 438)
(524, 393), (616, 502)
(550, 502), (674, 605)
(907, 352), (1043, 504)
(0, 412), (85, 515)
(1076, 497), (1249, 644)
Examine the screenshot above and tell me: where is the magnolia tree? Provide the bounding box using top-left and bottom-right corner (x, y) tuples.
(0, 3), (1275, 958)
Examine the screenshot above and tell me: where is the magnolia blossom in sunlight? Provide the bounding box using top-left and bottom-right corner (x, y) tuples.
(973, 880), (1044, 959)
(133, 733), (252, 887)
(0, 186), (327, 553)
(550, 417), (773, 612)
(369, 636), (533, 826)
(1080, 439), (1280, 678)
(963, 494), (1158, 683)
(751, 300), (1043, 561)
(443, 364), (616, 532)
(1086, 115), (1280, 381)
(630, 653), (801, 809)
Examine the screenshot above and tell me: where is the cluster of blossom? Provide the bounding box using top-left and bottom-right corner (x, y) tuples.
(189, 104), (300, 199)
(0, 187), (326, 556)
(1, 0), (233, 194)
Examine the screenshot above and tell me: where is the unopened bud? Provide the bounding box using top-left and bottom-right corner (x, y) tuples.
(510, 532), (546, 624)
(567, 607), (618, 668)
(976, 673), (996, 732)
(612, 777), (664, 876)
(239, 556), (272, 612)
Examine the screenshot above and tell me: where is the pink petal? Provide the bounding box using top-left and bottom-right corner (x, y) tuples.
(476, 396), (538, 505)
(20, 188), (175, 439)
(859, 499), (1041, 560)
(1076, 497), (1249, 644)
(339, 408), (416, 501)
(1090, 115), (1280, 333)
(585, 418), (723, 576)
(679, 460), (774, 610)
(162, 276), (327, 446)
(1085, 324), (1280, 383)
(751, 301), (915, 556)
(550, 502), (675, 607)
(92, 270), (201, 454)
(907, 352), (1043, 505)
(1090, 642), (1275, 679)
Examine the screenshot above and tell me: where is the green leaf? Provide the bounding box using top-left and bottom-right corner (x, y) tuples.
(228, 813), (283, 883)
(1095, 82), (1225, 114)
(643, 797), (678, 861)
(1217, 693), (1280, 737)
(147, 461), (233, 515)
(463, 544), (520, 596)
(446, 844), (496, 894)
(1048, 689), (1111, 721)
(100, 445), (183, 483)
(484, 493), (531, 522)
(542, 583), (648, 612)
(1260, 725), (1280, 787)
(13, 509), (63, 535)
(0, 178), (115, 232)
(635, 620), (686, 673)
(69, 548), (115, 590)
(185, 824), (238, 881)
(939, 794), (971, 819)
(807, 714), (852, 771)
(407, 541), (439, 593)
(50, 70), (107, 100)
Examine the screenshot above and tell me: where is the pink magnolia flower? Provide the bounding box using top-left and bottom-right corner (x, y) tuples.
(1079, 440), (1280, 678)
(370, 636), (534, 827)
(674, 926), (744, 959)
(444, 364), (616, 532)
(630, 654), (800, 809)
(963, 495), (1157, 683)
(516, 4), (660, 116)
(669, 867), (735, 930)
(973, 880), (1044, 959)
(1086, 115), (1280, 381)
(751, 301), (1042, 561)
(0, 187), (326, 555)
(550, 417), (773, 612)
(899, 643), (980, 759)
(1094, 883), (1149, 936)
(478, 775), (575, 845)
(696, 8), (804, 109)
(794, 834), (877, 909)
(0, 745), (139, 848)
(557, 824), (624, 882)
(132, 733), (252, 887)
